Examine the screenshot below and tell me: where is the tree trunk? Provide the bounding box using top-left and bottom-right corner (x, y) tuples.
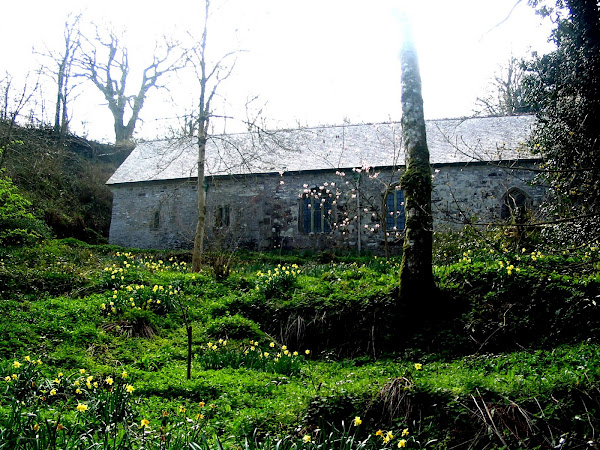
(192, 129), (207, 272)
(397, 26), (435, 306)
(186, 325), (192, 380)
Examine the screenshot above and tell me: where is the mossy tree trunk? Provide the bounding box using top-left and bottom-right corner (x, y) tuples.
(398, 27), (435, 306)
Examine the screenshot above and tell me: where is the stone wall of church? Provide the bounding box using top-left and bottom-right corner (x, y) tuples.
(108, 161), (545, 253)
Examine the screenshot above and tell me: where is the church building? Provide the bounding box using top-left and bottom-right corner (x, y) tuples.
(106, 115), (544, 253)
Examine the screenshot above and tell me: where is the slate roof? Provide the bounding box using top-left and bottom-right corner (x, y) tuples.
(106, 115), (537, 185)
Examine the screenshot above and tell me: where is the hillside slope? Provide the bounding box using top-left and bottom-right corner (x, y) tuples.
(0, 123), (131, 242)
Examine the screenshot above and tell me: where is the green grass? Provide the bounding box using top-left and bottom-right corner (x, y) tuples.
(1, 238), (600, 448)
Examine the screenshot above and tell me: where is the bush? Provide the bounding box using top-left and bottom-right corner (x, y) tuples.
(0, 175), (49, 246)
(205, 315), (263, 341)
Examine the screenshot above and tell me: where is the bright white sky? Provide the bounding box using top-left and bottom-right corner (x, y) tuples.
(1, 0), (555, 142)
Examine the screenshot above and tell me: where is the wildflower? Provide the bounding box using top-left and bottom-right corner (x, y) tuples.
(76, 403), (88, 412)
(303, 435), (311, 443)
(269, 342), (275, 348)
(414, 363), (422, 370)
(402, 428), (409, 437)
(353, 416), (362, 426)
(12, 361), (21, 369)
(305, 349), (311, 355)
(195, 413), (204, 420)
(79, 369), (86, 374)
(24, 355), (31, 362)
(105, 377), (114, 385)
(121, 370), (128, 378)
(126, 384), (135, 393)
(33, 423), (40, 432)
(50, 389), (57, 396)
(179, 406), (187, 413)
(56, 423), (65, 431)
(58, 372), (63, 377)
(140, 419), (150, 428)
(375, 430), (384, 437)
(11, 374), (17, 379)
(398, 439), (407, 448)
(199, 401), (205, 407)
(282, 345), (287, 350)
(75, 388), (82, 394)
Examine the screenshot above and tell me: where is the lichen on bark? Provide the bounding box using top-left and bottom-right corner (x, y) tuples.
(397, 23), (435, 306)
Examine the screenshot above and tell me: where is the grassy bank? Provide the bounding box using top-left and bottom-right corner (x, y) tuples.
(1, 238), (599, 448)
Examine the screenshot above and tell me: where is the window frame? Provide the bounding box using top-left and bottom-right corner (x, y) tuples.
(384, 188), (406, 231)
(299, 190), (333, 234)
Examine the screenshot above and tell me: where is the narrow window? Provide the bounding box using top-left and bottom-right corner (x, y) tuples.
(300, 190), (332, 233)
(215, 205), (230, 228)
(501, 188), (530, 222)
(385, 189), (406, 231)
(150, 210), (160, 230)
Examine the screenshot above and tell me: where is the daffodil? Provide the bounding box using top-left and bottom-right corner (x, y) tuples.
(398, 439), (407, 448)
(414, 363), (422, 370)
(126, 384), (135, 393)
(12, 361), (21, 369)
(105, 377), (114, 385)
(402, 428), (409, 437)
(353, 416), (362, 426)
(76, 403), (88, 412)
(302, 435), (311, 443)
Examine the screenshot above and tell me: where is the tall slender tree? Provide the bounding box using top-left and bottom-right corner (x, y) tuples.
(397, 20), (435, 305)
(188, 0), (238, 271)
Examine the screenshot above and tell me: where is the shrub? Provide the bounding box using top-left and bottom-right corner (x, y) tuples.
(0, 174), (49, 246)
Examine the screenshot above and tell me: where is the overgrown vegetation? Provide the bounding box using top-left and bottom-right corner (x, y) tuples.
(0, 122), (129, 243)
(1, 235), (599, 448)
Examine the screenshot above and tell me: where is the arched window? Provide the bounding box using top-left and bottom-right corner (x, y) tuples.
(299, 189), (333, 233)
(501, 188), (530, 222)
(385, 188), (406, 231)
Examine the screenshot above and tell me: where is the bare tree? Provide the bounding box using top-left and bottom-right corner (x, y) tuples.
(475, 55), (536, 116)
(0, 71), (41, 167)
(397, 21), (435, 304)
(78, 24), (185, 144)
(187, 0), (239, 272)
(36, 14), (82, 140)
